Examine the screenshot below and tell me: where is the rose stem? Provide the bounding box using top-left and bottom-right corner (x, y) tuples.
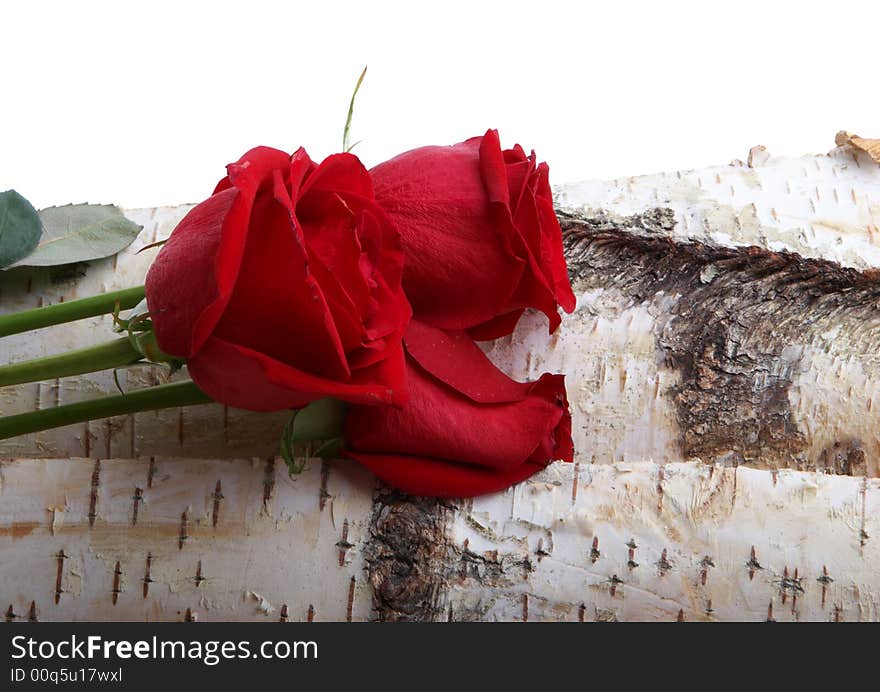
(0, 380), (213, 441)
(0, 285), (145, 338)
(0, 338), (143, 388)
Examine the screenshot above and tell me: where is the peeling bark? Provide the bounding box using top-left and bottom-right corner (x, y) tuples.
(560, 209), (880, 471)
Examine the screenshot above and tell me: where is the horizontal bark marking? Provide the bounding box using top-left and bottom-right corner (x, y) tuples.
(561, 209), (880, 472)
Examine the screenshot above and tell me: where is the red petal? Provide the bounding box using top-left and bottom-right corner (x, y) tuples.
(534, 162), (577, 313)
(370, 135), (525, 331)
(213, 146), (292, 195)
(344, 326), (572, 497)
(201, 147), (305, 355)
(151, 144), (411, 412)
(478, 129), (510, 207)
(299, 152), (374, 200)
(404, 320), (530, 402)
(345, 451), (546, 498)
(188, 334), (406, 412)
(212, 168), (350, 381)
(146, 187), (237, 358)
(467, 310), (525, 341)
(345, 356), (565, 471)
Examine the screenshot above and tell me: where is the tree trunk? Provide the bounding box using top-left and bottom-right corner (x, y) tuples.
(1, 142), (878, 621)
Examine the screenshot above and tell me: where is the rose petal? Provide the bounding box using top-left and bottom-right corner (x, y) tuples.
(345, 451), (547, 498)
(212, 169), (350, 381)
(188, 334), (406, 412)
(345, 356), (565, 471)
(213, 146), (292, 195)
(371, 137), (526, 331)
(146, 187), (236, 358)
(404, 320), (531, 402)
(467, 310), (524, 342)
(199, 147), (303, 355)
(534, 162), (577, 313)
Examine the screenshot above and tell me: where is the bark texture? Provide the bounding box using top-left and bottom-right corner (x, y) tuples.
(365, 492), (451, 621)
(560, 209), (880, 472)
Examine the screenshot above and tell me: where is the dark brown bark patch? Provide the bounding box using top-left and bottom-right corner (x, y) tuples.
(364, 490), (453, 621)
(817, 441), (867, 476)
(365, 490), (528, 621)
(561, 209), (880, 471)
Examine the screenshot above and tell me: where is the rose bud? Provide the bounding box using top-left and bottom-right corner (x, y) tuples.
(370, 129), (576, 340)
(145, 146), (411, 411)
(343, 321), (573, 498)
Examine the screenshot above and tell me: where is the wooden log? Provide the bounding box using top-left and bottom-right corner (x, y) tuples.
(0, 457), (876, 621)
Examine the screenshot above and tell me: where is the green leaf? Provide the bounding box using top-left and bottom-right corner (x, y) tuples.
(10, 203), (142, 268)
(0, 190), (43, 269)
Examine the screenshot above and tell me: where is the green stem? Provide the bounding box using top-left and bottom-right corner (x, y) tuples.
(0, 286), (145, 338)
(342, 66), (367, 152)
(0, 380), (213, 440)
(0, 338), (142, 388)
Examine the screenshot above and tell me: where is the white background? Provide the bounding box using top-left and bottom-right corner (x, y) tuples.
(1, 1), (877, 209)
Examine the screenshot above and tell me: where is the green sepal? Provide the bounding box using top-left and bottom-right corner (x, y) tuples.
(279, 398), (347, 475)
(112, 303), (183, 373)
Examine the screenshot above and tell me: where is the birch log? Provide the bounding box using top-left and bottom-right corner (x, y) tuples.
(1, 141), (879, 621)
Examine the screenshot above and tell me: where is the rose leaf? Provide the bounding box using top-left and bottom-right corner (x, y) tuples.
(9, 203), (143, 268)
(0, 190), (43, 269)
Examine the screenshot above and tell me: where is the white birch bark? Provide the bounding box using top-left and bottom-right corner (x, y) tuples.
(1, 141), (878, 621)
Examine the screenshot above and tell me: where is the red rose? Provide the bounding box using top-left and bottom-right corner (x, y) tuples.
(145, 146), (410, 411)
(370, 129), (576, 340)
(343, 321), (573, 497)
